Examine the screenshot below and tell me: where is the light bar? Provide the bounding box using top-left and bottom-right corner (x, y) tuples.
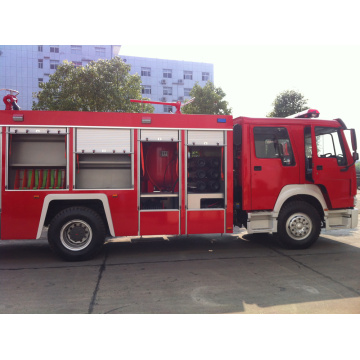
(286, 109), (320, 119)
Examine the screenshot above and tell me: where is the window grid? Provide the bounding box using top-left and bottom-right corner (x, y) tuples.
(163, 105), (173, 113)
(163, 69), (172, 78)
(71, 45), (82, 55)
(184, 71), (193, 80)
(72, 61), (82, 68)
(95, 47), (106, 56)
(141, 67), (151, 77)
(202, 72), (210, 81)
(142, 85), (151, 95)
(50, 60), (60, 70)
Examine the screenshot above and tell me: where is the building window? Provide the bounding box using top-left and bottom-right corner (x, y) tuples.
(38, 59), (43, 69)
(141, 67), (151, 77)
(163, 87), (172, 96)
(184, 71), (193, 80)
(50, 60), (60, 70)
(50, 46), (59, 53)
(38, 46), (43, 52)
(38, 78), (43, 87)
(72, 61), (82, 68)
(163, 69), (172, 78)
(82, 60), (93, 66)
(142, 85), (151, 95)
(164, 105), (173, 113)
(71, 45), (82, 55)
(202, 72), (210, 81)
(95, 47), (106, 57)
(184, 88), (191, 97)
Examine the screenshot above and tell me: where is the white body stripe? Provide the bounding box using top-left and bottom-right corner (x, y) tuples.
(37, 194), (115, 239)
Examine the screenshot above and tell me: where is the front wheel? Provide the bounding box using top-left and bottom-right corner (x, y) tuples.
(277, 201), (321, 249)
(48, 207), (106, 261)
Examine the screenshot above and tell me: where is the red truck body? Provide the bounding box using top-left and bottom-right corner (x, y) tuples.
(0, 107), (358, 260)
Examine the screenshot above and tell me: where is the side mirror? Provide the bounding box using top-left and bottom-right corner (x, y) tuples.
(351, 128), (357, 152)
(350, 129), (359, 162)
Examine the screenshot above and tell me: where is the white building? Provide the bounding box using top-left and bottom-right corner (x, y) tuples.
(0, 45), (121, 110)
(121, 55), (214, 113)
(0, 45), (214, 113)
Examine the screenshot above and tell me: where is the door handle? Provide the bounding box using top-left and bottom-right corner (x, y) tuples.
(317, 165), (323, 170)
(254, 166), (262, 171)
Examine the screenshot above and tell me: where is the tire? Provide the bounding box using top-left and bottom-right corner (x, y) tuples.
(48, 206), (106, 261)
(277, 201), (321, 249)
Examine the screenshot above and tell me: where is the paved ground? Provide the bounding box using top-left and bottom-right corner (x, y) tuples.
(0, 217), (359, 314)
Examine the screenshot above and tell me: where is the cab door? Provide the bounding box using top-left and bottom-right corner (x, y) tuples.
(250, 126), (299, 210)
(311, 126), (354, 209)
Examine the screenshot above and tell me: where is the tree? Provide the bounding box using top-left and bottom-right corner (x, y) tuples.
(267, 90), (308, 117)
(181, 81), (232, 115)
(32, 57), (154, 113)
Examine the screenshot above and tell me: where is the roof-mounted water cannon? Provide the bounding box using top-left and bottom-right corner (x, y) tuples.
(286, 109), (320, 119)
(130, 98), (195, 114)
(1, 89), (20, 110)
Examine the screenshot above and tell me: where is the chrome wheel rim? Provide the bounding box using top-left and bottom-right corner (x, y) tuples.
(60, 220), (93, 251)
(286, 213), (312, 241)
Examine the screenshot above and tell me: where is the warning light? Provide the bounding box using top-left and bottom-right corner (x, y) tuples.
(286, 109), (320, 119)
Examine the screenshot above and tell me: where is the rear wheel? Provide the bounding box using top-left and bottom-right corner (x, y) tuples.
(277, 201), (321, 249)
(48, 206), (106, 261)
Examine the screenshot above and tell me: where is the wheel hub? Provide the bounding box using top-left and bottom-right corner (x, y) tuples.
(286, 213), (312, 241)
(67, 223), (88, 242)
(60, 220), (93, 251)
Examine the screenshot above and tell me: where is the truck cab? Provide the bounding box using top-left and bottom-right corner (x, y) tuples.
(233, 112), (358, 248)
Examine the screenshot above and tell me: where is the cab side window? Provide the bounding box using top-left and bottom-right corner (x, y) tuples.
(315, 127), (347, 166)
(254, 127), (295, 166)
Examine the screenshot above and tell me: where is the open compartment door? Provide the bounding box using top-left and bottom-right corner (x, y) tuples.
(186, 130), (226, 234)
(139, 129), (180, 236)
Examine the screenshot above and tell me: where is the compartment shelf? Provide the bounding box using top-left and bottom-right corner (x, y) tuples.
(140, 193), (179, 198)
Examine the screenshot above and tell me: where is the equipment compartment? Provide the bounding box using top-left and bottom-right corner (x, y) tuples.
(187, 146), (224, 194)
(75, 154), (132, 189)
(74, 128), (133, 189)
(8, 132), (67, 190)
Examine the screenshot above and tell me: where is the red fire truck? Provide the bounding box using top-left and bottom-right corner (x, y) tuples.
(0, 89), (358, 260)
